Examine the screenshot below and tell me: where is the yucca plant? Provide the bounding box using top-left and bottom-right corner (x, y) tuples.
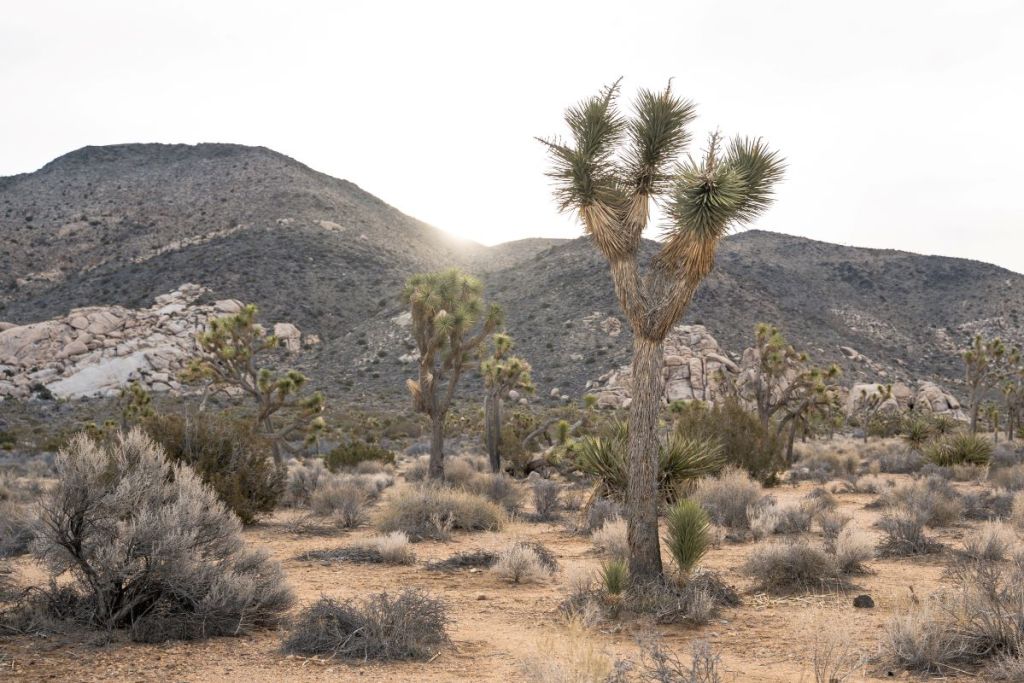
(901, 418), (933, 452)
(664, 499), (710, 575)
(576, 420), (722, 505)
(600, 558), (629, 596)
(924, 432), (993, 467)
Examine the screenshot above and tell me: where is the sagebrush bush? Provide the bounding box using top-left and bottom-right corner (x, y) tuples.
(376, 485), (505, 540)
(962, 522), (1017, 563)
(674, 398), (785, 483)
(664, 499), (710, 574)
(877, 508), (942, 556)
(283, 591), (449, 660)
(792, 446), (860, 484)
(32, 429), (293, 641)
(531, 479), (561, 521)
(692, 467), (764, 530)
(0, 501), (35, 558)
(310, 480), (367, 528)
(834, 526), (874, 574)
(818, 510), (851, 547)
(992, 464), (1024, 492)
(743, 540), (836, 592)
(283, 458), (331, 507)
(144, 412), (285, 524)
(581, 498), (621, 535)
(492, 543), (553, 584)
(880, 476), (963, 527)
(325, 440), (395, 472)
(925, 432), (994, 467)
(591, 518), (629, 560)
(463, 472), (524, 514)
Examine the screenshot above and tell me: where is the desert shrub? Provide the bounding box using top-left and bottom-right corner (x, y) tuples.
(0, 501), (35, 558)
(324, 440), (395, 472)
(902, 418), (933, 450)
(674, 398), (784, 483)
(751, 498), (816, 536)
(991, 443), (1024, 469)
(636, 638), (725, 681)
(426, 549), (498, 572)
(353, 459), (389, 475)
(818, 510), (851, 548)
(404, 455), (430, 482)
(376, 485), (505, 540)
(373, 531), (415, 564)
(664, 499), (710, 574)
(283, 458), (331, 507)
(591, 518), (629, 559)
(493, 543), (553, 584)
(310, 480), (367, 528)
(743, 540), (836, 592)
(854, 473), (894, 494)
(582, 498), (621, 535)
(992, 464), (1024, 492)
(881, 476), (963, 527)
(877, 508), (943, 556)
(882, 607), (967, 674)
(531, 479), (561, 521)
(144, 412), (285, 524)
(576, 420), (721, 504)
(925, 432), (994, 467)
(283, 591), (449, 660)
(834, 526), (874, 574)
(463, 472), (524, 514)
(792, 446), (860, 484)
(33, 429), (293, 641)
(442, 456), (480, 487)
(692, 467), (764, 530)
(961, 522), (1017, 563)
(963, 489), (1014, 521)
(877, 449), (926, 474)
(299, 532), (416, 565)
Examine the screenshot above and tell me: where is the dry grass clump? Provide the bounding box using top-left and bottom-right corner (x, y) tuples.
(991, 464), (1024, 491)
(962, 489), (1014, 521)
(876, 508), (943, 556)
(811, 617), (864, 683)
(531, 478), (562, 521)
(853, 474), (894, 494)
(0, 501), (35, 558)
(28, 429), (293, 642)
(793, 446), (860, 483)
(493, 543), (554, 584)
(426, 549), (498, 572)
(443, 455), (488, 487)
(404, 455), (431, 482)
(282, 590), (449, 660)
(876, 448), (926, 474)
(283, 458), (331, 507)
(879, 476), (963, 527)
(298, 532), (416, 566)
(580, 498), (621, 535)
(519, 617), (622, 683)
(747, 498), (816, 539)
(692, 466), (763, 530)
(591, 518), (628, 560)
(961, 522), (1017, 563)
(834, 526), (874, 574)
(376, 484), (506, 540)
(818, 510), (851, 548)
(743, 539), (837, 592)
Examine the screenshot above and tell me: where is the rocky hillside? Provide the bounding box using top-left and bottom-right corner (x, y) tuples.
(2, 143), (1021, 403)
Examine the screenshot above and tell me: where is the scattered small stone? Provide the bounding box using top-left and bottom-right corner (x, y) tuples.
(853, 594), (875, 608)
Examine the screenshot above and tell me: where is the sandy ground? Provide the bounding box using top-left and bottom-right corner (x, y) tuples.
(0, 461), (988, 682)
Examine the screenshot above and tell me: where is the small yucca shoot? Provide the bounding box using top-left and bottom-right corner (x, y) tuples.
(600, 558), (629, 595)
(664, 499), (710, 575)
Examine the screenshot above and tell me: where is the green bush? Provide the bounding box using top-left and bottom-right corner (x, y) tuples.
(672, 399), (783, 484)
(576, 420), (721, 504)
(144, 412), (285, 524)
(924, 432), (993, 467)
(325, 440), (395, 472)
(664, 499), (711, 575)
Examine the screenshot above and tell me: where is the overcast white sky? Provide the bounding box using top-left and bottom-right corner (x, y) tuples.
(2, 1), (1022, 272)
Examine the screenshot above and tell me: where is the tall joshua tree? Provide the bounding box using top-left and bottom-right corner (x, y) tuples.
(540, 81), (784, 581)
(481, 333), (534, 473)
(404, 269), (502, 480)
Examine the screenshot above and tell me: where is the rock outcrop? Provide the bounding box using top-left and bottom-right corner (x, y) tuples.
(0, 284), (304, 401)
(588, 325), (739, 409)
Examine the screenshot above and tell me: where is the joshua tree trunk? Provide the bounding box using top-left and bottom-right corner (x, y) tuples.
(625, 335), (665, 583)
(429, 412), (446, 479)
(485, 392), (502, 473)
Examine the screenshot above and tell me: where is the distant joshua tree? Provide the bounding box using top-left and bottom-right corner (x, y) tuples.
(403, 269), (502, 480)
(963, 334), (1006, 434)
(182, 304), (325, 459)
(480, 333), (534, 473)
(1002, 345), (1022, 440)
(539, 80), (784, 582)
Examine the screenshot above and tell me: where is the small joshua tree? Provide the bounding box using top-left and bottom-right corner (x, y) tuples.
(118, 381), (155, 429)
(540, 81), (783, 582)
(964, 334), (1006, 434)
(1002, 346), (1023, 441)
(182, 304), (325, 459)
(855, 383), (893, 443)
(737, 323), (841, 462)
(480, 333), (534, 473)
(403, 269), (502, 480)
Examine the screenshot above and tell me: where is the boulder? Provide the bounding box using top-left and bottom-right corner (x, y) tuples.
(273, 323), (302, 353)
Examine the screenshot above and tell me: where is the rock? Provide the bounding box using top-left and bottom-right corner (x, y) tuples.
(273, 323), (302, 353)
(214, 299), (244, 314)
(853, 594), (874, 609)
(47, 352), (151, 399)
(550, 387), (561, 398)
(69, 315), (89, 330)
(508, 390), (520, 401)
(58, 339), (90, 359)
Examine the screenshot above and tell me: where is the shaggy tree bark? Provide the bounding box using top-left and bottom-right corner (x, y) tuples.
(484, 392), (502, 473)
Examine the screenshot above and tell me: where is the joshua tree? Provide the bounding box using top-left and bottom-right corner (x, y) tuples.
(403, 269), (502, 479)
(181, 304), (325, 459)
(480, 332), (534, 473)
(737, 323), (841, 461)
(540, 81), (784, 581)
(963, 334), (1006, 434)
(854, 383), (893, 443)
(1002, 346), (1023, 441)
(118, 381), (155, 429)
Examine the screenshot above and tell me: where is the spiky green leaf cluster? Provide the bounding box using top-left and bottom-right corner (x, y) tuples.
(664, 499), (711, 575)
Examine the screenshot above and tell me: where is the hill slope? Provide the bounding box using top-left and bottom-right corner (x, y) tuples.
(2, 143), (1021, 401)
